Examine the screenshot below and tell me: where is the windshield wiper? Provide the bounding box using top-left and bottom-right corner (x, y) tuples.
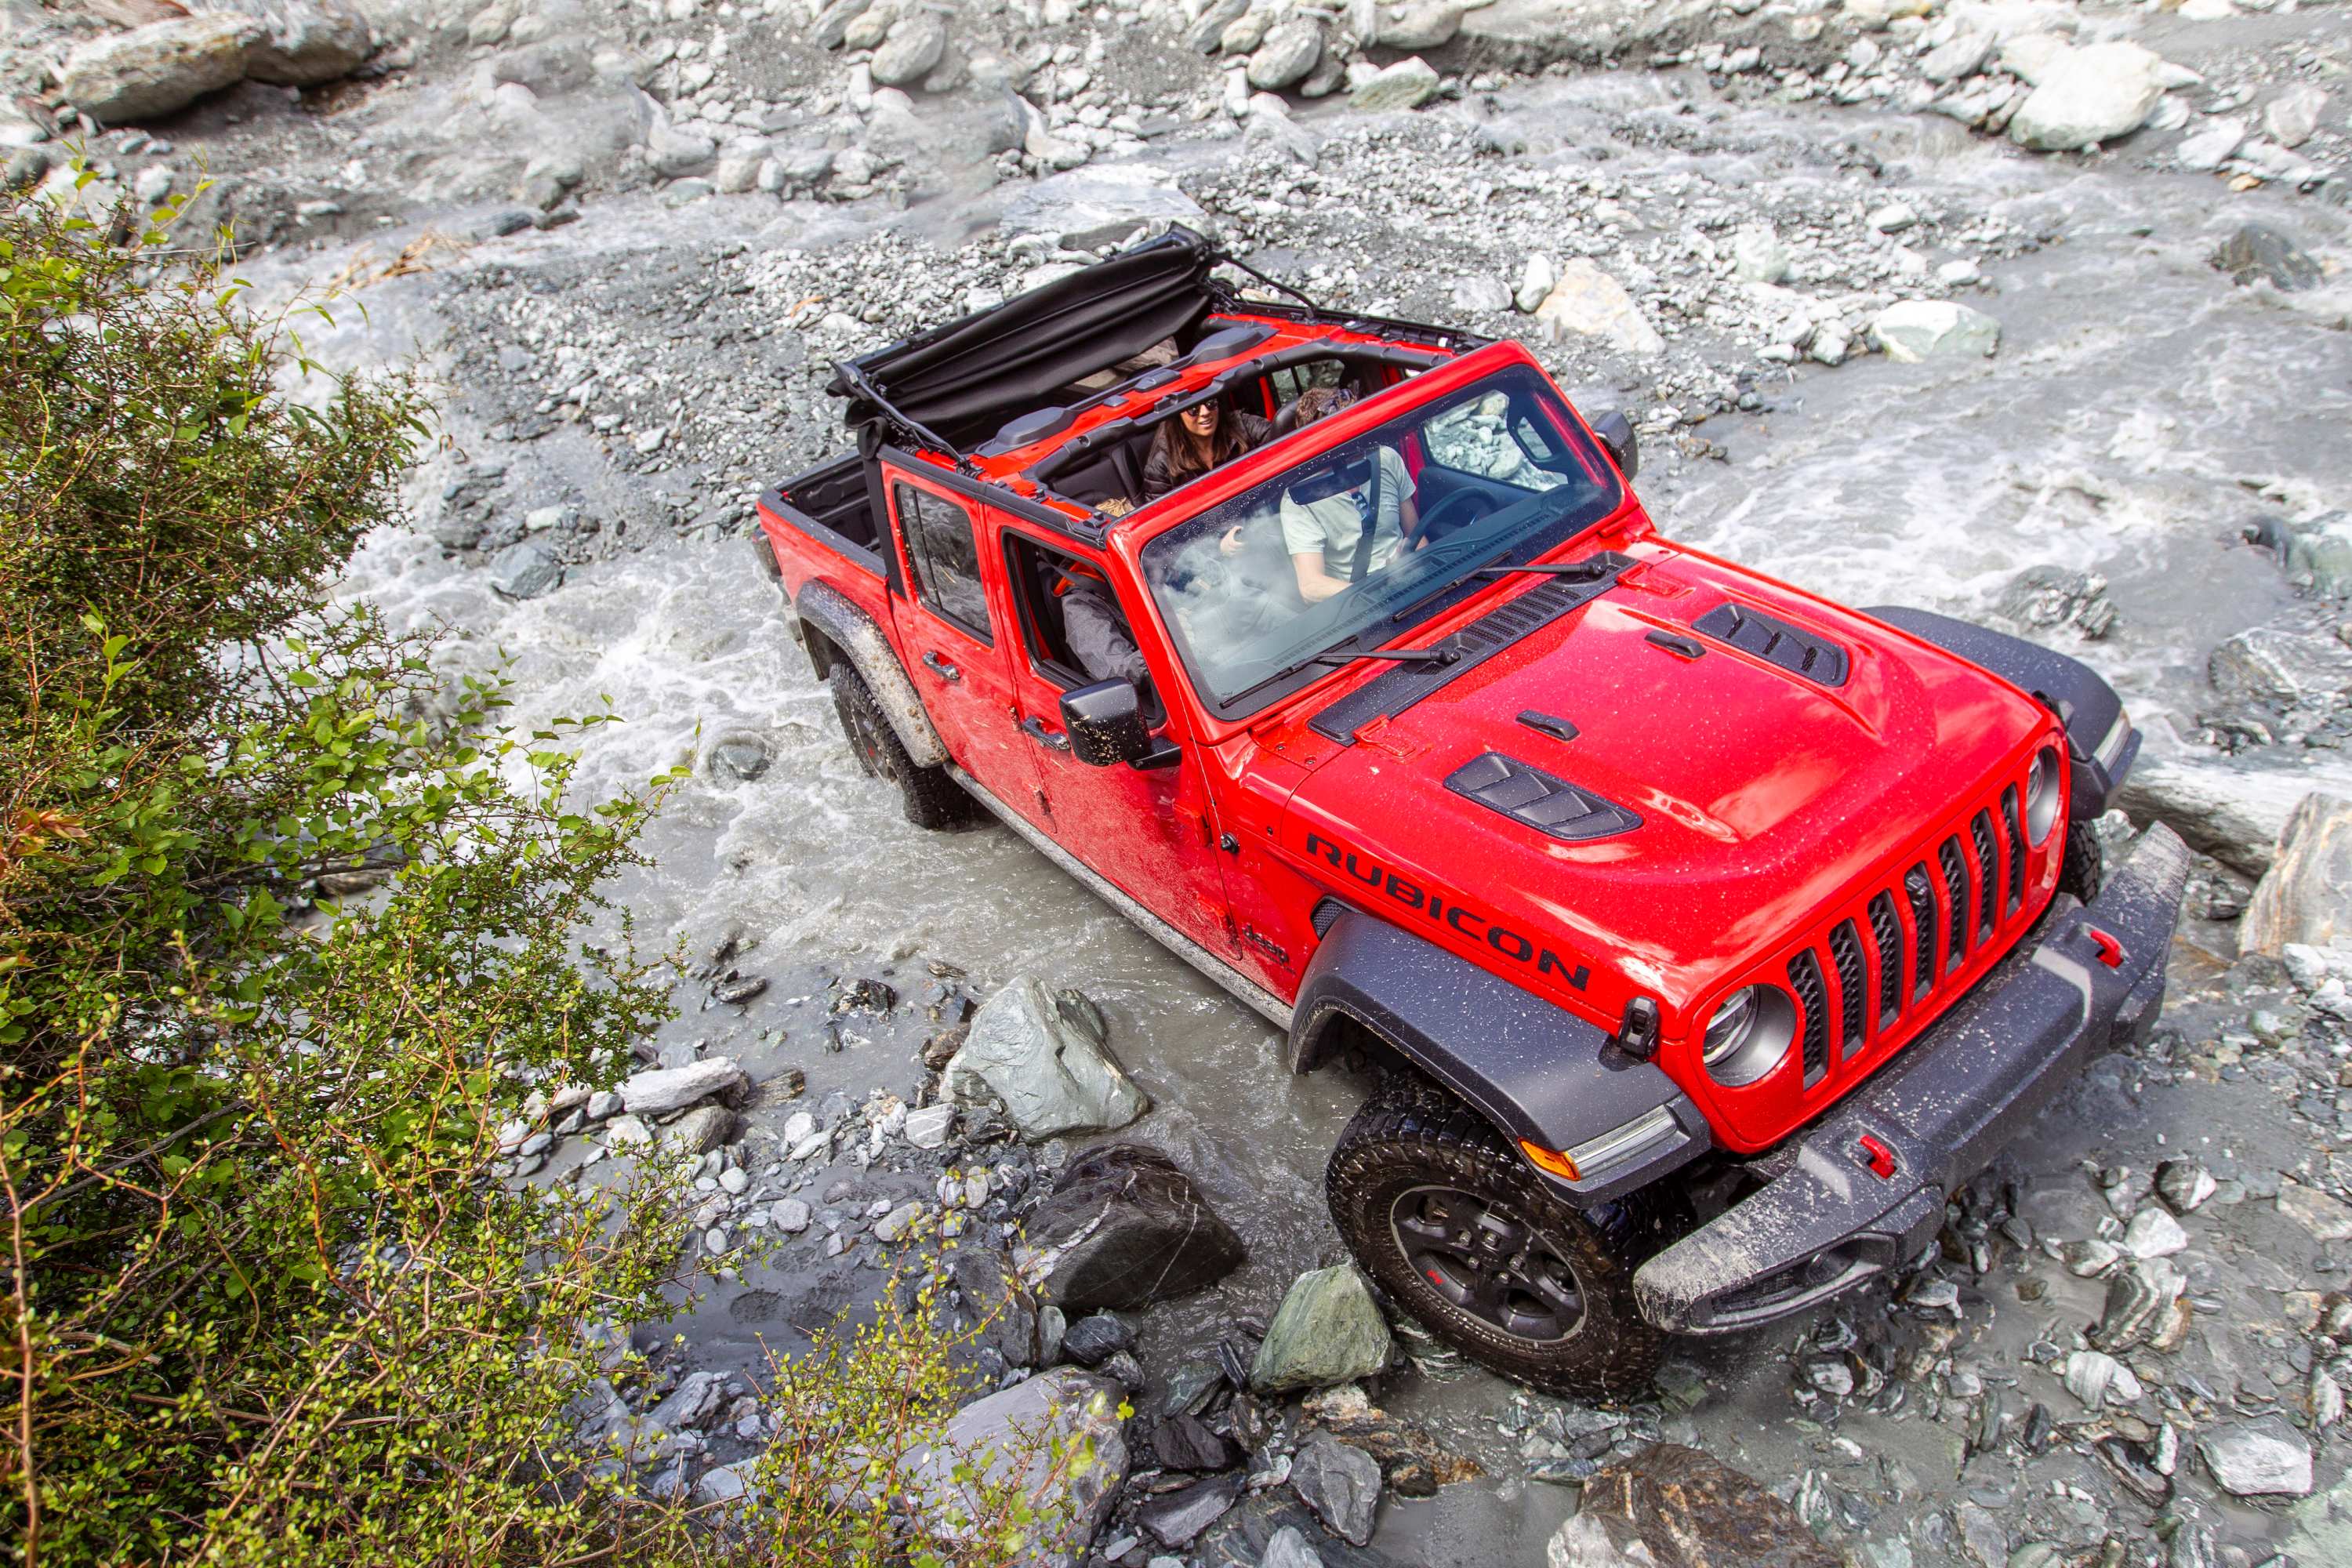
(1469, 560), (1613, 582)
(1306, 645), (1462, 670)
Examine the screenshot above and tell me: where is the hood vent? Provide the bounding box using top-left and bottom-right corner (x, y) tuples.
(1443, 753), (1642, 843)
(1693, 602), (1849, 688)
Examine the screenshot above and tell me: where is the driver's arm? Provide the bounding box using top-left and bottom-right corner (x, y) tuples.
(1291, 550), (1346, 602)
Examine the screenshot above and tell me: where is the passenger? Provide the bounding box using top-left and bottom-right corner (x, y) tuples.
(1280, 387), (1417, 603)
(1055, 559), (1149, 688)
(1142, 394), (1272, 503)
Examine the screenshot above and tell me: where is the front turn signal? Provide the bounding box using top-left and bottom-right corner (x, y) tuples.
(1519, 1140), (1581, 1182)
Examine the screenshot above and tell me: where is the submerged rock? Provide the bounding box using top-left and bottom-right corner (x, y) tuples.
(1250, 1266), (1392, 1393)
(2240, 794), (2352, 956)
(1014, 1143), (1245, 1310)
(2212, 225), (2324, 292)
(944, 975), (1149, 1141)
(63, 16), (258, 123)
(1870, 299), (2000, 362)
(1566, 1443), (1838, 1568)
(488, 539), (564, 600)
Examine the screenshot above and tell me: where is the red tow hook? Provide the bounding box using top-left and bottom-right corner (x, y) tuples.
(2085, 926), (2124, 968)
(1857, 1133), (1897, 1181)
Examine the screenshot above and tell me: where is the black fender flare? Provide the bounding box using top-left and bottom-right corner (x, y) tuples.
(793, 579), (952, 768)
(1291, 910), (1709, 1205)
(1863, 606), (2141, 819)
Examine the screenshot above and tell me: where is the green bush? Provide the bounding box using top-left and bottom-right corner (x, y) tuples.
(1, 190), (1085, 1566)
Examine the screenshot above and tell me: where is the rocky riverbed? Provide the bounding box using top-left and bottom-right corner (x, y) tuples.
(13, 0), (2352, 1561)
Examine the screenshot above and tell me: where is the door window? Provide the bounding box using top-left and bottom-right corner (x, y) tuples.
(895, 482), (993, 641)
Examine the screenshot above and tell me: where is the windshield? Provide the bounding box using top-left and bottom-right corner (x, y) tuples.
(1140, 365), (1624, 720)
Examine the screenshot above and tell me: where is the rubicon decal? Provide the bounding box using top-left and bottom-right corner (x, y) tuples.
(1303, 832), (1592, 989)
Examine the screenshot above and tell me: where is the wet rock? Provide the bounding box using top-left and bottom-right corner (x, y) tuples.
(2114, 757), (2307, 877)
(2245, 513), (2352, 600)
(64, 16), (259, 123)
(710, 973), (767, 1006)
(1014, 1144), (1244, 1310)
(2212, 628), (2352, 712)
(1139, 1472), (1247, 1548)
(2212, 225), (2324, 293)
(1260, 1526), (1330, 1568)
(2093, 1258), (2187, 1353)
(2242, 795), (2352, 956)
(949, 1245), (1048, 1367)
(2198, 1417), (2314, 1497)
(902, 1102), (954, 1149)
(1350, 57), (1441, 114)
(620, 1057), (746, 1116)
(2276, 1180), (2352, 1242)
(1995, 565), (2115, 640)
(1246, 20), (1324, 92)
(1534, 260), (1664, 356)
(870, 14), (947, 89)
(1250, 1266), (1392, 1393)
(212, 0), (373, 86)
(662, 1104), (734, 1156)
(487, 539), (564, 600)
(1567, 1443), (1838, 1568)
(1870, 300), (1999, 363)
(2063, 1348), (2142, 1409)
(1061, 1312), (1135, 1367)
(771, 1198), (811, 1233)
(2157, 1160), (2216, 1214)
(2007, 42), (2178, 152)
(1291, 1430), (1381, 1547)
(709, 734), (770, 782)
(944, 975), (1148, 1140)
(1154, 1413), (1240, 1472)
(2124, 1207), (2190, 1258)
(646, 1368), (728, 1432)
(907, 1368), (1127, 1563)
(2263, 85), (2331, 150)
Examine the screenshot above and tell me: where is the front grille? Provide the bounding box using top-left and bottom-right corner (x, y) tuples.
(1788, 949), (1830, 1087)
(1715, 753), (2058, 1121)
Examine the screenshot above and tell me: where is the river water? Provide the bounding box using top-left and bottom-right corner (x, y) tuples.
(315, 63), (2352, 1566)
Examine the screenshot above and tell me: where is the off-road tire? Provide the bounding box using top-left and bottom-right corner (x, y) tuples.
(1327, 1073), (1668, 1399)
(2058, 817), (2103, 904)
(829, 662), (967, 829)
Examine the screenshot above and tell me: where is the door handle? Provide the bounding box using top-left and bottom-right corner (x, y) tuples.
(921, 651), (961, 682)
(1018, 716), (1070, 753)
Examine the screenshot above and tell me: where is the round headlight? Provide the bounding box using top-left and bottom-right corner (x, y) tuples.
(2024, 746), (2063, 843)
(1701, 985), (1798, 1087)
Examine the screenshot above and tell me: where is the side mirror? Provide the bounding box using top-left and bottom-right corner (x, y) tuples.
(1589, 409), (1639, 483)
(1061, 680), (1180, 770)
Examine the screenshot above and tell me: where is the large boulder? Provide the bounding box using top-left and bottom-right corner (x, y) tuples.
(1561, 1443), (1840, 1568)
(2211, 626), (2352, 711)
(2007, 42), (2178, 152)
(904, 1368), (1128, 1566)
(201, 0), (372, 85)
(944, 976), (1149, 1141)
(2113, 756), (2310, 877)
(1014, 1144), (1244, 1309)
(1534, 260), (1664, 355)
(1250, 1265), (1392, 1393)
(2242, 794), (2352, 956)
(1870, 299), (2000, 363)
(62, 16), (259, 123)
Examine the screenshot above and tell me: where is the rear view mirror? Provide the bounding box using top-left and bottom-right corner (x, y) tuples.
(1589, 409), (1639, 483)
(1061, 680), (1180, 770)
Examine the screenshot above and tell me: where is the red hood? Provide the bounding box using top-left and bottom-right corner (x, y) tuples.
(1275, 550), (2059, 1043)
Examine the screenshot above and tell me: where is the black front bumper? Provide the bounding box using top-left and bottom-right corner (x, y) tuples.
(1633, 823), (2191, 1335)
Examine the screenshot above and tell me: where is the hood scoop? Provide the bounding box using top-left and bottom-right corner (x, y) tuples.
(1693, 602), (1849, 687)
(1443, 752), (1642, 843)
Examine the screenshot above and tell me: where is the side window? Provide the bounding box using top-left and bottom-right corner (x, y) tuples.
(1266, 359), (1351, 408)
(895, 482), (993, 641)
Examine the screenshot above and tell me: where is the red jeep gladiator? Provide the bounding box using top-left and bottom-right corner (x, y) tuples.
(753, 227), (2189, 1396)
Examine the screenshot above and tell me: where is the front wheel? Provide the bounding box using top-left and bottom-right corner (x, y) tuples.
(1326, 1075), (1668, 1399)
(828, 662), (968, 830)
(2058, 816), (2103, 903)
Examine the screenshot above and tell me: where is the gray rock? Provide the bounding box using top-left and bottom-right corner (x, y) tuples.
(63, 16), (258, 123)
(2176, 116), (2245, 172)
(1451, 274), (1512, 314)
(1138, 1472), (1246, 1548)
(870, 13), (948, 89)
(2157, 1160), (2216, 1214)
(1995, 565), (2114, 640)
(2092, 1258), (2186, 1353)
(2198, 1417), (2314, 1497)
(1246, 20), (1324, 92)
(1000, 169), (1207, 252)
(902, 1102), (955, 1149)
(210, 0), (372, 85)
(905, 1369), (1128, 1565)
(691, 1460), (749, 1505)
(620, 1057), (746, 1116)
(709, 733), (770, 782)
(1566, 1443), (1838, 1567)
(943, 975), (1149, 1141)
(873, 1200), (925, 1243)
(2241, 794), (2352, 956)
(1250, 1265), (1392, 1393)
(2212, 225), (2324, 292)
(2114, 757), (2308, 877)
(662, 1104), (735, 1156)
(1015, 1144), (1245, 1311)
(2247, 512), (2352, 599)
(2211, 628), (2352, 710)
(487, 539), (563, 600)
(771, 1198), (811, 1233)
(2275, 1180), (2352, 1241)
(2124, 1207), (2189, 1258)
(646, 1368), (728, 1431)
(2263, 84), (2330, 149)
(2007, 42), (2176, 152)
(1730, 226), (1790, 284)
(2285, 1471), (2352, 1563)
(1379, 0), (1462, 49)
(1920, 31), (1994, 85)
(1260, 1526), (1328, 1568)
(810, 0), (872, 48)
(1349, 56), (1441, 113)
(1870, 300), (2000, 362)
(1060, 1312), (1135, 1367)
(1534, 260), (1663, 355)
(1290, 1430), (1381, 1547)
(949, 1247), (1047, 1367)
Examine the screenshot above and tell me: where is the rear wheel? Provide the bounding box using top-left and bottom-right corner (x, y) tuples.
(1326, 1074), (1668, 1399)
(2058, 816), (2103, 903)
(829, 662), (967, 830)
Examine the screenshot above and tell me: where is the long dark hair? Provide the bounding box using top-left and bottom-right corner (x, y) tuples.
(1149, 397), (1250, 484)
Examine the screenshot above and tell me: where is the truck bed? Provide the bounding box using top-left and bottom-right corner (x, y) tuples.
(759, 452), (884, 579)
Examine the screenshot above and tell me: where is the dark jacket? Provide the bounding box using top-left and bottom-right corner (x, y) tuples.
(1142, 410), (1272, 502)
(1062, 571), (1149, 688)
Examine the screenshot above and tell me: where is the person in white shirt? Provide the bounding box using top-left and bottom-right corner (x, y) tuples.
(1278, 387), (1418, 603)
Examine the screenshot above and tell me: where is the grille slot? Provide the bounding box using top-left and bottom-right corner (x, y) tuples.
(2002, 785), (2027, 913)
(1904, 866), (1936, 998)
(1788, 949), (1831, 1087)
(1970, 811), (1999, 940)
(1938, 837), (1969, 968)
(1867, 892), (1903, 1028)
(1827, 920), (1867, 1061)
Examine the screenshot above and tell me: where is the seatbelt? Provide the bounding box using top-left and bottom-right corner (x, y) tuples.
(1352, 452), (1384, 584)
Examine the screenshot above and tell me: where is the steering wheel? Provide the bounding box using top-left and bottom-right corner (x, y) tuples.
(1408, 488), (1499, 548)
